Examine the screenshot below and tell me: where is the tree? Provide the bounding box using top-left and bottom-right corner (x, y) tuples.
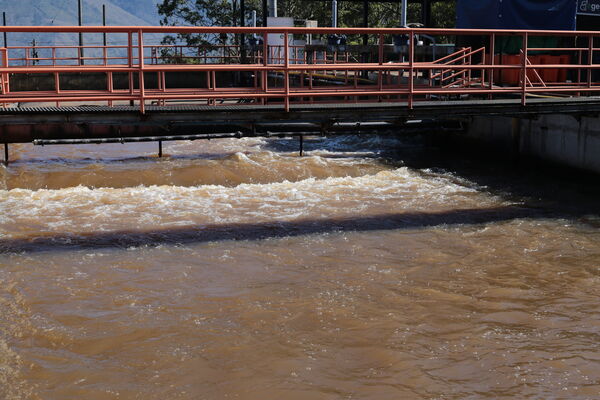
(159, 0), (243, 48)
(431, 1), (456, 29)
(156, 0), (457, 48)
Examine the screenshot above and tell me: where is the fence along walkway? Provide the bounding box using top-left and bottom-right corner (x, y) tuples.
(0, 26), (599, 114)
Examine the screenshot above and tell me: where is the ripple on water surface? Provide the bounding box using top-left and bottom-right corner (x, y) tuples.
(1, 135), (600, 399)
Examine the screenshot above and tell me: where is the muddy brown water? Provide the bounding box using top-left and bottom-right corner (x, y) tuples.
(1, 135), (599, 399)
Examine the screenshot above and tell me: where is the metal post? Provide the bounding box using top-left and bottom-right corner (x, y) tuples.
(2, 12), (7, 48)
(0, 47), (7, 96)
(332, 0), (338, 28)
(1, 12), (6, 101)
(102, 4), (107, 66)
(521, 32), (528, 106)
(421, 0), (431, 27)
(262, 0), (268, 26)
(78, 0), (84, 65)
(262, 26), (268, 104)
(269, 0), (277, 17)
(252, 9), (257, 65)
(408, 30), (414, 109)
(138, 30), (145, 113)
(378, 34), (383, 97)
(158, 140), (163, 158)
(284, 31), (290, 111)
(489, 33), (495, 99)
(363, 0), (368, 45)
(3, 143), (7, 166)
(299, 135), (304, 156)
(31, 39), (37, 66)
(128, 31), (134, 106)
(362, 0), (369, 78)
(102, 5), (107, 46)
(401, 0), (408, 27)
(240, 0), (246, 63)
(240, 0), (245, 26)
(233, 0), (237, 26)
(588, 35), (594, 89)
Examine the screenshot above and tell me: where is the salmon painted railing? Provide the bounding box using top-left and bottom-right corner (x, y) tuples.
(0, 26), (598, 112)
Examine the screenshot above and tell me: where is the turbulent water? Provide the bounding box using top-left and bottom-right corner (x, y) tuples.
(1, 134), (599, 399)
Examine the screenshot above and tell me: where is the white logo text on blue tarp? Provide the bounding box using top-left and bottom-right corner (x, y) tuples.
(578, 0), (600, 15)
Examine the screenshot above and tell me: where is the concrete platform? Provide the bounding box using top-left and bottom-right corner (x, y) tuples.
(1, 97), (600, 145)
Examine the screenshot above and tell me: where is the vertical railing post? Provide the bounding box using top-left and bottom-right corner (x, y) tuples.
(0, 47), (8, 108)
(467, 48), (472, 84)
(378, 33), (384, 100)
(408, 29), (414, 109)
(161, 71), (166, 106)
(262, 29), (268, 105)
(103, 43), (108, 67)
(480, 48), (484, 87)
(2, 12), (7, 105)
(211, 70), (216, 105)
(1, 47), (8, 96)
(102, 21), (109, 106)
(577, 40), (583, 95)
(521, 32), (528, 106)
(107, 70), (114, 107)
(128, 31), (134, 106)
(54, 72), (60, 94)
(262, 32), (269, 104)
(54, 71), (61, 108)
(284, 30), (290, 111)
(489, 33), (495, 99)
(588, 35), (594, 90)
(138, 29), (145, 114)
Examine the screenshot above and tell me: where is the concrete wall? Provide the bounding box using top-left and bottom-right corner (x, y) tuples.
(520, 114), (600, 173)
(461, 114), (600, 174)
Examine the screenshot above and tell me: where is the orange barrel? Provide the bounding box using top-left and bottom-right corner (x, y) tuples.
(493, 54), (501, 86)
(540, 55), (560, 83)
(501, 54), (521, 86)
(558, 55), (570, 82)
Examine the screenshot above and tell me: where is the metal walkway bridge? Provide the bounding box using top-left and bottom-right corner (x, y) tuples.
(1, 25), (600, 160)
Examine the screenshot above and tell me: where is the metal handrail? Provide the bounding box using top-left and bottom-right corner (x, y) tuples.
(0, 26), (597, 112)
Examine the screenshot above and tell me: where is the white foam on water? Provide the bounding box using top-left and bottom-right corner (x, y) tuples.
(0, 168), (506, 240)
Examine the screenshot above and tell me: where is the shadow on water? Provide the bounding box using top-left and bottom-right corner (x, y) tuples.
(402, 147), (600, 217)
(2, 134), (600, 254)
(262, 133), (410, 156)
(6, 152), (246, 167)
(266, 132), (600, 217)
(0, 206), (590, 254)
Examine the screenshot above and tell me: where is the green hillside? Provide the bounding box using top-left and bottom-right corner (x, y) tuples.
(0, 0), (161, 26)
(0, 0), (162, 46)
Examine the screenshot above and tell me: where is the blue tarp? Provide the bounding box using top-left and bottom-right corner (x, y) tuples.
(456, 0), (577, 30)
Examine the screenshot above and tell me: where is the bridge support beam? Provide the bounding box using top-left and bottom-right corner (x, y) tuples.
(3, 142), (7, 166)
